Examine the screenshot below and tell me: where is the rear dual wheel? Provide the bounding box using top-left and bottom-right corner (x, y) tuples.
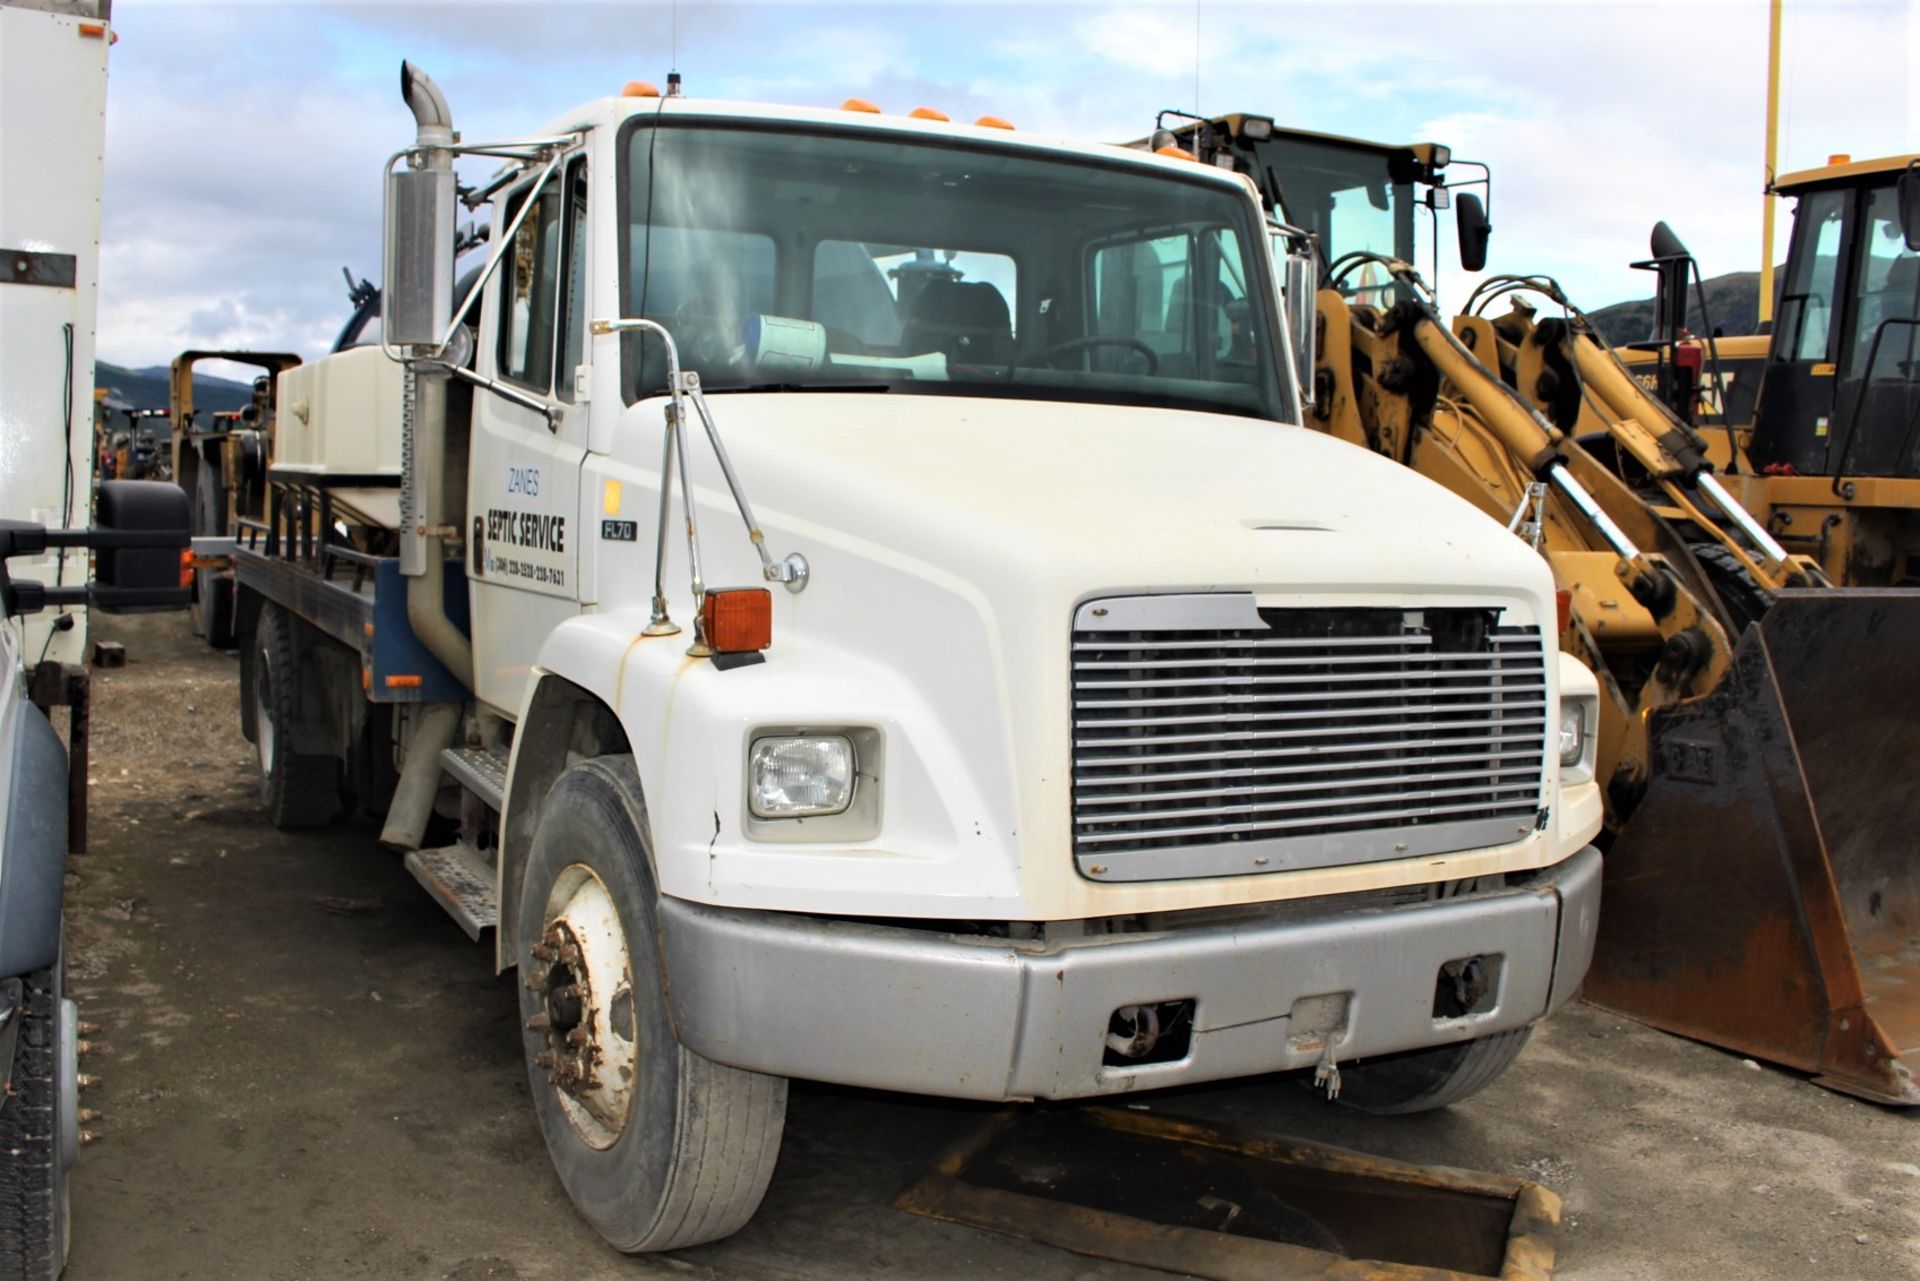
(517, 756), (787, 1252)
(251, 604), (342, 830)
(0, 940), (76, 1281)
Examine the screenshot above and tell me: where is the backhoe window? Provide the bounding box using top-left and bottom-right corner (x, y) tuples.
(620, 120), (1286, 420)
(1845, 183), (1920, 381)
(1777, 187), (1846, 364)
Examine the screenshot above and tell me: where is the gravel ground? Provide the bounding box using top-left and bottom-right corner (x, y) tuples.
(53, 613), (1920, 1280)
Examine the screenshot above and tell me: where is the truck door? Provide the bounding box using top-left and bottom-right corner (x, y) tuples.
(468, 157), (590, 715)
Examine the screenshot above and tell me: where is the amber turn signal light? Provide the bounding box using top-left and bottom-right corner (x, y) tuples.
(178, 548), (194, 589)
(702, 588), (773, 654)
(1555, 589), (1572, 634)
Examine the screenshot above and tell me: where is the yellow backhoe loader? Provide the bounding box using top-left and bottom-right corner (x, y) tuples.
(1146, 112), (1920, 1105)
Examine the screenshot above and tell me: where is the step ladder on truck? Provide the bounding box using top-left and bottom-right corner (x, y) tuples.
(228, 64), (1606, 1251)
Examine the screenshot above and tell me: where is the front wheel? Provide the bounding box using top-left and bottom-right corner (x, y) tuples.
(1332, 1027), (1533, 1116)
(517, 756), (787, 1253)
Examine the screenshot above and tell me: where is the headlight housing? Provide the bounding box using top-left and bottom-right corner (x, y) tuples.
(749, 735), (855, 818)
(1558, 698), (1588, 769)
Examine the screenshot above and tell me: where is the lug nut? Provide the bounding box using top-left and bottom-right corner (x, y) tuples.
(566, 1028), (589, 1047)
(76, 1074), (100, 1090)
(525, 1013), (550, 1032)
(78, 1108), (101, 1124)
(78, 1022), (99, 1036)
(79, 1131), (98, 1146)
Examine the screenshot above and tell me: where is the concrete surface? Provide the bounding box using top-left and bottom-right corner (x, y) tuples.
(56, 614), (1920, 1280)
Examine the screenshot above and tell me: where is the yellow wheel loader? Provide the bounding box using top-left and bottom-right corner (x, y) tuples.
(1146, 112), (1920, 1105)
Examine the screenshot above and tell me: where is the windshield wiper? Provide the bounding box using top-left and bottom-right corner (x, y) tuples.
(718, 381), (896, 394)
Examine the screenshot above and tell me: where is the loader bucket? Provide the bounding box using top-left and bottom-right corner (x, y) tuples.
(1585, 588), (1920, 1104)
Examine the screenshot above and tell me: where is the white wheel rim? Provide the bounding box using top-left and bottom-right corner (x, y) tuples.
(531, 864), (639, 1149)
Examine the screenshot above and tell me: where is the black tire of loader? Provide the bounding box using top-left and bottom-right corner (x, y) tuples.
(0, 961), (68, 1281)
(1689, 541), (1772, 637)
(253, 604), (342, 830)
(1333, 1027), (1533, 1116)
(517, 756), (787, 1253)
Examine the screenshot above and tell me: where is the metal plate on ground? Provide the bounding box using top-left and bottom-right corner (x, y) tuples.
(896, 1107), (1559, 1280)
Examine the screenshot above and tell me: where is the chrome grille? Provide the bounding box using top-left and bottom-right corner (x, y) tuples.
(1072, 595), (1550, 882)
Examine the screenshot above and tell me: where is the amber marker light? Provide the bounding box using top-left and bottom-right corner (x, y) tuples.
(622, 81), (661, 98)
(909, 106), (949, 121)
(702, 588), (773, 654)
(841, 97), (882, 114)
(178, 548), (193, 589)
(1555, 590), (1572, 634)
(974, 115), (1015, 130)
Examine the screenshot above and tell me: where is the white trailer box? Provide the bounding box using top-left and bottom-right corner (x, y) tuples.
(0, 0), (111, 665)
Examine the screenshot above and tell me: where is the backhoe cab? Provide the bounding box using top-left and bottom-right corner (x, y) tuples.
(1635, 154), (1920, 587)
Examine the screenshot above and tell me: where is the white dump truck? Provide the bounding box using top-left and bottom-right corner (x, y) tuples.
(232, 64), (1604, 1251)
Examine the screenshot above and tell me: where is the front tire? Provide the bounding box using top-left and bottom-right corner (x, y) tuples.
(517, 756), (787, 1253)
(1333, 1027), (1533, 1116)
(252, 604), (342, 830)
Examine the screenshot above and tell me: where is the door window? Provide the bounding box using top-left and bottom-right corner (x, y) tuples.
(499, 179), (565, 391)
(1844, 183), (1920, 382)
(1777, 187), (1847, 364)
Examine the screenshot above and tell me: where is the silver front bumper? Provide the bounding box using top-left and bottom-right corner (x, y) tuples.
(657, 846), (1601, 1101)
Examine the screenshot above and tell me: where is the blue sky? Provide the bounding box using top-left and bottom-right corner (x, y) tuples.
(97, 0), (1917, 372)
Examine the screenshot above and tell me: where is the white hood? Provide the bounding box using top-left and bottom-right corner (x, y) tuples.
(685, 392), (1551, 613)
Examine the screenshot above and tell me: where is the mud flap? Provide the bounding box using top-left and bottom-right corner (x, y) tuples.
(1585, 588), (1920, 1104)
(897, 1107), (1561, 1280)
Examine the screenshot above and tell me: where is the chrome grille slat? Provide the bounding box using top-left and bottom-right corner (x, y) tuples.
(1070, 601), (1549, 876)
(1077, 700), (1544, 729)
(1073, 733), (1539, 771)
(1074, 795), (1544, 846)
(1076, 747), (1544, 787)
(1075, 715), (1544, 749)
(1075, 766), (1544, 810)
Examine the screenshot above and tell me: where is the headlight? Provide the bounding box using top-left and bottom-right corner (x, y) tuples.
(749, 735), (854, 818)
(1558, 698), (1587, 768)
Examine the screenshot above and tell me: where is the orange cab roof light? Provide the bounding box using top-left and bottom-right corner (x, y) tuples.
(841, 97), (882, 114)
(1828, 153), (1851, 166)
(974, 115), (1015, 131)
(702, 588), (773, 655)
(1155, 144), (1197, 161)
(622, 80), (661, 98)
(909, 106), (949, 121)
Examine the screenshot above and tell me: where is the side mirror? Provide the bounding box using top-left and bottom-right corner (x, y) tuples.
(1650, 220), (1691, 262)
(1456, 192), (1491, 272)
(92, 481), (192, 612)
(383, 62), (457, 348)
(1270, 227), (1319, 409)
(0, 482), (191, 619)
(1899, 161), (1920, 253)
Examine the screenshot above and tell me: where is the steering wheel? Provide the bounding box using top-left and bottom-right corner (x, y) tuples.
(1012, 335), (1159, 378)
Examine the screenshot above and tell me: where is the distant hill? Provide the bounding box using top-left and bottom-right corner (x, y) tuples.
(1586, 267), (1784, 344)
(93, 362), (255, 417)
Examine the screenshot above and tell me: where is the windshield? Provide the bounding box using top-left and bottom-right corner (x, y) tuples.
(619, 120), (1287, 420)
(1238, 134), (1412, 309)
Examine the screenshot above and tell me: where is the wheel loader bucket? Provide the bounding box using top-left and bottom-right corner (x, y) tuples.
(1585, 588), (1920, 1104)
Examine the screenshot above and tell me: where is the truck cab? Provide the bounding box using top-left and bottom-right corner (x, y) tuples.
(244, 71), (1603, 1253)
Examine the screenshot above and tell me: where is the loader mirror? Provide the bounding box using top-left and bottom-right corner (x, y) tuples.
(1898, 162), (1920, 252)
(1456, 192), (1491, 272)
(383, 156), (457, 348)
(1650, 220), (1691, 263)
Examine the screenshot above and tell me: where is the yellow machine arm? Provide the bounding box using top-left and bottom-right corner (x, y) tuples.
(1311, 258), (1734, 808)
